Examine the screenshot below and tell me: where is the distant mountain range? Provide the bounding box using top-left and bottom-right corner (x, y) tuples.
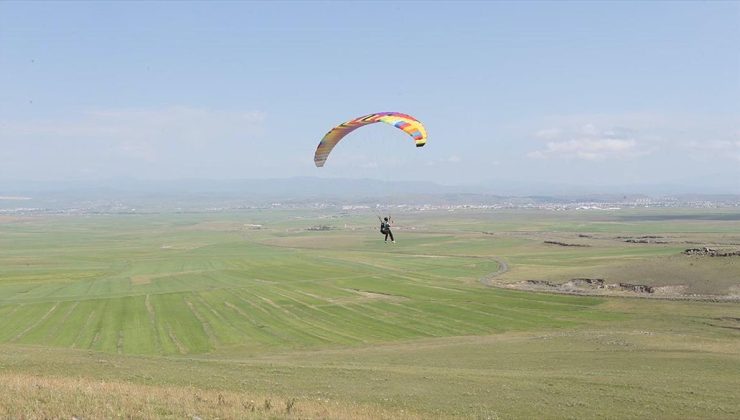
(0, 177), (738, 210)
(0, 177), (457, 200)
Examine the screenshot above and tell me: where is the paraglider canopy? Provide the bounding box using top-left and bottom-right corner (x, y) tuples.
(314, 112), (427, 167)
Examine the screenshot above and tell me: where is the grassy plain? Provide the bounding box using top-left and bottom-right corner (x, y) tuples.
(0, 208), (738, 418)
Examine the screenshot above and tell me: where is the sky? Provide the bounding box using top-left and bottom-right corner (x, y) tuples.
(1, 1), (738, 192)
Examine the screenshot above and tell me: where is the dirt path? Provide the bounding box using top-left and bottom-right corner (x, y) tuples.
(478, 259), (509, 287)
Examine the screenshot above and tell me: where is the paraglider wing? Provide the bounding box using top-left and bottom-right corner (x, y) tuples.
(314, 112), (427, 167)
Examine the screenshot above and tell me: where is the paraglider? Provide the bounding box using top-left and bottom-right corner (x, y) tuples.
(313, 112), (425, 244)
(378, 215), (395, 243)
(314, 112), (427, 167)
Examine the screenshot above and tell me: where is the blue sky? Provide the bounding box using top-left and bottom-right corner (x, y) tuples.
(1, 1), (738, 191)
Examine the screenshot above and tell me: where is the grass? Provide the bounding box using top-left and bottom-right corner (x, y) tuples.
(0, 216), (602, 355)
(0, 208), (739, 418)
(0, 372), (415, 419)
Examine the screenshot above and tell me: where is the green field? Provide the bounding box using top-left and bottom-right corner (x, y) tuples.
(1, 209), (739, 418)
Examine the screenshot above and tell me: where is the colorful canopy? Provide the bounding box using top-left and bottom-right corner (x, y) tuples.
(314, 112), (427, 167)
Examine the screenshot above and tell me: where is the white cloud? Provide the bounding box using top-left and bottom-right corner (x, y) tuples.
(686, 139), (740, 162)
(523, 113), (740, 176)
(0, 106), (266, 153)
(426, 155), (462, 166)
(528, 123), (650, 160)
(118, 140), (157, 162)
(0, 106), (267, 179)
(319, 150), (408, 172)
(534, 128), (561, 140)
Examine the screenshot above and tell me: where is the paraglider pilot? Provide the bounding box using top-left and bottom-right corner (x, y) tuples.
(380, 216), (395, 243)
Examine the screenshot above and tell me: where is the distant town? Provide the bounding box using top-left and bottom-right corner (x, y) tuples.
(2, 194), (739, 216)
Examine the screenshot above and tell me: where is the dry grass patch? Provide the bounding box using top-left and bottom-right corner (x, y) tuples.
(0, 372), (420, 419)
(263, 234), (365, 250)
(178, 221), (248, 232)
(327, 288), (409, 304)
(130, 270), (216, 286)
(0, 215), (32, 223)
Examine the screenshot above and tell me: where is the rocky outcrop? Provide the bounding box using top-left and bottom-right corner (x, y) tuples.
(543, 241), (590, 247)
(620, 235), (669, 244)
(522, 278), (655, 294)
(566, 278), (606, 288)
(617, 283), (654, 293)
(306, 225), (334, 231)
(683, 247), (740, 257)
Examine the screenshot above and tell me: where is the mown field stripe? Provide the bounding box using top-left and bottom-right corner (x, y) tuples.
(264, 288), (369, 344)
(364, 300), (489, 336)
(231, 289), (341, 346)
(120, 296), (158, 354)
(71, 301), (102, 349)
(11, 302), (60, 342)
(264, 292), (366, 345)
(19, 301), (80, 344)
(184, 297), (218, 348)
(149, 293), (210, 354)
(287, 288), (438, 338)
(143, 294), (163, 354)
(190, 293), (247, 346)
(228, 291), (310, 344)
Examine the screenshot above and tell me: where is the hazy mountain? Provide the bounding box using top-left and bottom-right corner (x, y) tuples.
(1, 177), (738, 212)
